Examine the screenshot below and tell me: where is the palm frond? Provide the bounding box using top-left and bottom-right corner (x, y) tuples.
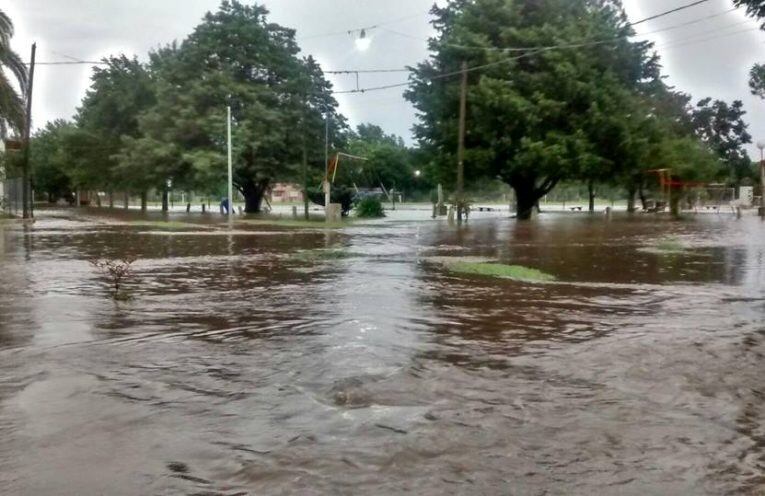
(0, 10), (14, 47)
(0, 70), (26, 135)
(0, 45), (28, 96)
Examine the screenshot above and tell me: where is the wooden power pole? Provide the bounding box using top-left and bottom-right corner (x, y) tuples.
(456, 60), (467, 223)
(22, 42), (36, 219)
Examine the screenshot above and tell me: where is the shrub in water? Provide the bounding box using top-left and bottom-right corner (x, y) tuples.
(355, 196), (386, 218)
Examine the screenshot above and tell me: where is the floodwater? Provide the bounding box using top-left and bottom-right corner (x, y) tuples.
(0, 208), (764, 495)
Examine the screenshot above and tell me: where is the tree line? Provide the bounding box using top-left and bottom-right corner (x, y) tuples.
(4, 0), (761, 218)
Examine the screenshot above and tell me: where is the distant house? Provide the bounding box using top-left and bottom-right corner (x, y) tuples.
(270, 183), (303, 203)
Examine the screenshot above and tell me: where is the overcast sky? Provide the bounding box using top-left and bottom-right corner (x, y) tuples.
(6, 0), (765, 157)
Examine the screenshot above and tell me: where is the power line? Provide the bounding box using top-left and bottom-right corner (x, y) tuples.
(298, 11), (427, 40)
(631, 7), (737, 37)
(379, 1), (726, 52)
(630, 0), (714, 26)
(660, 25), (760, 49)
(332, 17), (760, 95)
(29, 61), (107, 66)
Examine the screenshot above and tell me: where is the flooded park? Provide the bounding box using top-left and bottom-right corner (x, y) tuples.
(0, 208), (763, 494)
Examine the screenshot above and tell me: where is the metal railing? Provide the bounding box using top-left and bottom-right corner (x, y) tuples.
(0, 177), (23, 216)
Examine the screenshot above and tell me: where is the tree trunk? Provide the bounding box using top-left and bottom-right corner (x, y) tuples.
(670, 186), (683, 219)
(514, 182), (539, 220)
(161, 189), (169, 212)
(627, 184), (636, 213)
(123, 192), (129, 210)
(587, 181), (595, 213)
(510, 175), (558, 220)
(140, 191), (147, 212)
(638, 182), (648, 211)
(108, 191), (114, 208)
(95, 192), (102, 208)
(241, 179), (269, 214)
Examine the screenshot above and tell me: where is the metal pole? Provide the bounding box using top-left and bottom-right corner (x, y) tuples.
(21, 43), (36, 219)
(456, 60), (467, 223)
(227, 105), (233, 225)
(324, 113), (331, 216)
(760, 148), (765, 218)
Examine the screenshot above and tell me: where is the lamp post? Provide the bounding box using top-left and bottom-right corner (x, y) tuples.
(758, 141), (765, 218)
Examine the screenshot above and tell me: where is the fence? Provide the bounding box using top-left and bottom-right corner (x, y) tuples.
(1, 177), (23, 216)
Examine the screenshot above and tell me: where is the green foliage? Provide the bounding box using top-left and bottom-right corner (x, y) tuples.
(406, 0), (717, 218)
(78, 55), (156, 192)
(750, 64), (765, 100)
(342, 124), (426, 194)
(406, 0), (666, 218)
(0, 9), (26, 137)
(691, 98), (752, 184)
(355, 196), (385, 218)
(29, 120), (75, 201)
(447, 261), (556, 282)
(125, 1), (345, 212)
(734, 0), (765, 25)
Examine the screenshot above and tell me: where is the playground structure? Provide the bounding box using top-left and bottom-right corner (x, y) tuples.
(643, 169), (748, 214)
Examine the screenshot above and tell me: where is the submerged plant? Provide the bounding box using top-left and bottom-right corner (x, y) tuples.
(89, 256), (137, 300)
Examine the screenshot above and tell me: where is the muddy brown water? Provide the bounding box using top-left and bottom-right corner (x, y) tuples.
(0, 208), (764, 495)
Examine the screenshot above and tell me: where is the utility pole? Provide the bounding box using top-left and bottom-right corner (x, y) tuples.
(303, 140), (309, 220)
(21, 43), (36, 219)
(226, 105), (233, 225)
(324, 113), (331, 219)
(456, 60), (467, 223)
(758, 142), (765, 218)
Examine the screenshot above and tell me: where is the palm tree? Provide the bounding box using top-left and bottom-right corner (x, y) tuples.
(0, 9), (27, 138)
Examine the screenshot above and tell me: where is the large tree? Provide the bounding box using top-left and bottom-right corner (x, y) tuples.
(691, 98), (753, 185)
(75, 55), (156, 206)
(29, 120), (75, 202)
(406, 0), (662, 218)
(0, 9), (27, 138)
(345, 124), (417, 194)
(127, 1), (343, 213)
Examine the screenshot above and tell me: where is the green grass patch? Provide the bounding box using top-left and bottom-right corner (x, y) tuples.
(654, 237), (685, 252)
(447, 261), (556, 282)
(291, 248), (363, 262)
(126, 220), (209, 230)
(237, 217), (350, 229)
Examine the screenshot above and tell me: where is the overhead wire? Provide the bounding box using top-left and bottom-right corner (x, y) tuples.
(331, 0), (749, 95)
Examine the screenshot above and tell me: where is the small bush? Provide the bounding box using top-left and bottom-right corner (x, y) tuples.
(90, 256), (137, 299)
(355, 196), (386, 218)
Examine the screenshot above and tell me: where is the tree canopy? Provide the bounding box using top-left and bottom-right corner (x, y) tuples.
(406, 0), (724, 217)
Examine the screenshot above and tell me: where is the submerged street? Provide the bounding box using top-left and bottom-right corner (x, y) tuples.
(0, 210), (763, 494)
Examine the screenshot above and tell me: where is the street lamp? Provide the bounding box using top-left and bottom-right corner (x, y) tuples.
(355, 29), (371, 51)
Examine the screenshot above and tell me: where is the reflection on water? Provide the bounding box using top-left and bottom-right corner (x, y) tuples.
(0, 209), (764, 494)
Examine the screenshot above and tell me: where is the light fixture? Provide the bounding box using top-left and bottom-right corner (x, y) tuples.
(355, 29), (371, 51)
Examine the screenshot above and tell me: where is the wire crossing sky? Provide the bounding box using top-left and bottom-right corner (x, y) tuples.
(6, 0), (765, 157)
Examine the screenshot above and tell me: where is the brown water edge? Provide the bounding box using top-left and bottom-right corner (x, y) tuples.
(0, 208), (764, 495)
